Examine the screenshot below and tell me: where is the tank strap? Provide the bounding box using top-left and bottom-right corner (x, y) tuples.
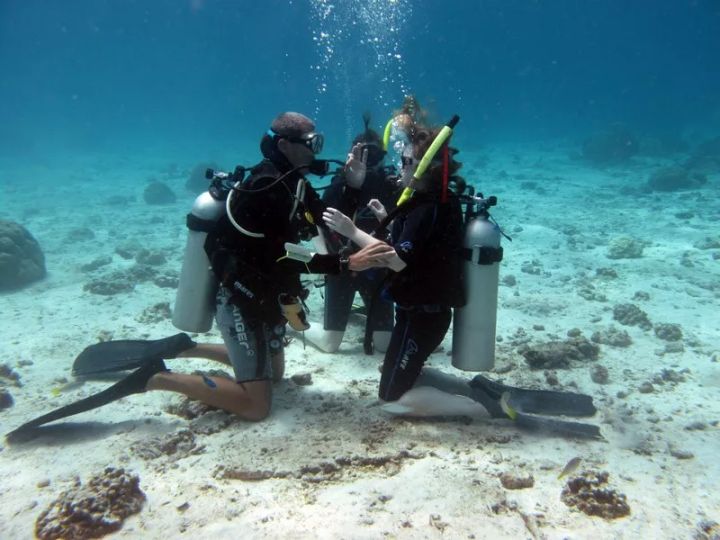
(461, 246), (503, 265)
(186, 213), (217, 233)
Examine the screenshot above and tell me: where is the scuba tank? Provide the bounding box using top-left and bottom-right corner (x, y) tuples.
(452, 194), (504, 371)
(172, 168), (239, 333)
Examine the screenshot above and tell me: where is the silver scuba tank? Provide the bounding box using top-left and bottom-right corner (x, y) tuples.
(172, 189), (225, 333)
(452, 200), (503, 371)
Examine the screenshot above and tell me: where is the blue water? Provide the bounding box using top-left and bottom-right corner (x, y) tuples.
(2, 0), (718, 162)
(1, 3), (720, 537)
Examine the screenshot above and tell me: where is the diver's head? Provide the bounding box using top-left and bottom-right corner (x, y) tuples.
(261, 112), (324, 170)
(400, 127), (462, 193)
(394, 95), (426, 134)
(351, 112), (386, 168)
(393, 113), (415, 135)
(387, 97), (427, 170)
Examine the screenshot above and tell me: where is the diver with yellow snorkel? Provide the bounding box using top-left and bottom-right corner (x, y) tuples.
(7, 106), (601, 441)
(303, 97), (432, 355)
(323, 109), (602, 438)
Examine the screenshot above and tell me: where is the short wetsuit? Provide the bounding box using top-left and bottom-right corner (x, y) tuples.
(205, 159), (341, 382)
(215, 286), (286, 382)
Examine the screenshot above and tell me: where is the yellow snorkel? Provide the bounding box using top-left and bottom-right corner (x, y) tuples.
(382, 118), (393, 151)
(397, 114), (460, 206)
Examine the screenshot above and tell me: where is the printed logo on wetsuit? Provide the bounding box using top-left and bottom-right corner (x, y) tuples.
(399, 339), (418, 370)
(233, 280), (254, 299)
(231, 306), (254, 356)
(398, 241), (413, 254)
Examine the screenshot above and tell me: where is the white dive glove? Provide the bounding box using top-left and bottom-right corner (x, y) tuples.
(344, 143), (368, 189)
(322, 207), (357, 238)
(367, 198), (388, 222)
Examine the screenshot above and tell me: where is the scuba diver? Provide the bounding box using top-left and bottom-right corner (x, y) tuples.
(6, 110), (598, 441)
(322, 116), (602, 439)
(7, 112), (394, 440)
(303, 112), (399, 354)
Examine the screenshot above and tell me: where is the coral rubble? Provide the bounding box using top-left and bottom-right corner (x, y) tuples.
(561, 470), (630, 519)
(521, 336), (599, 369)
(35, 468), (145, 540)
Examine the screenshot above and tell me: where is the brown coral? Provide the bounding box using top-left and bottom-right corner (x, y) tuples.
(0, 219), (46, 291)
(561, 470), (630, 520)
(35, 468), (145, 540)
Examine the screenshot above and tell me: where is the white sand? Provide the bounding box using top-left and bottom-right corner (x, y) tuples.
(1, 144), (718, 539)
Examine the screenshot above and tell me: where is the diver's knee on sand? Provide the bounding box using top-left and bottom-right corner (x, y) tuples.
(303, 327), (344, 353)
(372, 330), (392, 353)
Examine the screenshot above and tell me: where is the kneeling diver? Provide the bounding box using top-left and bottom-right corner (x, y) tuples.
(321, 114), (601, 439)
(6, 115), (600, 442)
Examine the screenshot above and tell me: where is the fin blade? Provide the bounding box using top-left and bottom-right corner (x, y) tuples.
(72, 333), (194, 376)
(7, 360), (167, 441)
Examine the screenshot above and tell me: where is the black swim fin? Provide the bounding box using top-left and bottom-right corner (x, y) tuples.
(512, 411), (602, 440)
(6, 359), (167, 441)
(72, 333), (195, 376)
(470, 374), (597, 418)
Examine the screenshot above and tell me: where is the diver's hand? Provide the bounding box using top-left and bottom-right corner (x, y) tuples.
(344, 143), (368, 189)
(367, 198), (388, 222)
(323, 207), (357, 238)
(348, 242), (396, 271)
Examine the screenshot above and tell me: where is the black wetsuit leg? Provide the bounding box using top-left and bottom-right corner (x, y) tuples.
(379, 306), (451, 402)
(357, 270), (394, 333)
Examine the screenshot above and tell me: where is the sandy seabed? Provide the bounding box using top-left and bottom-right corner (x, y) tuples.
(1, 143), (718, 539)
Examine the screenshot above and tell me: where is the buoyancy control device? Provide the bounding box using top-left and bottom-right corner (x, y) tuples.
(452, 193), (505, 371)
(172, 168), (241, 333)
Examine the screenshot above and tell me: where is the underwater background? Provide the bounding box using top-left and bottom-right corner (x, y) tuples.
(1, 1), (720, 539)
(2, 0), (719, 163)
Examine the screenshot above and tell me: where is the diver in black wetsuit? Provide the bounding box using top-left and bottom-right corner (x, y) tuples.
(304, 114), (398, 354)
(168, 111), (383, 421)
(323, 122), (602, 439)
(7, 115), (598, 441)
(7, 112), (398, 439)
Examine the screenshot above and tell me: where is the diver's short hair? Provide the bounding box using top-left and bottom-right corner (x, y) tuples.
(270, 112), (315, 138)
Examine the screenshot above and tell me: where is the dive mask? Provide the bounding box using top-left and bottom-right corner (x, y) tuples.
(269, 130), (324, 154)
(399, 145), (417, 188)
(388, 120), (412, 171)
(359, 142), (386, 168)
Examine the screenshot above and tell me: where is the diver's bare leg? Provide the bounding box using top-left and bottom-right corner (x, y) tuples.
(176, 344), (285, 383)
(147, 372), (271, 421)
(372, 331), (392, 353)
(176, 343), (231, 365)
